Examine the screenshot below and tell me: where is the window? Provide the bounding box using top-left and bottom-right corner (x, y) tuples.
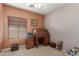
(19, 27), (27, 39)
(8, 16), (27, 39)
(8, 26), (18, 39)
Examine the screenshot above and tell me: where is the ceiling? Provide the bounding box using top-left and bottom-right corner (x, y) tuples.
(5, 3), (64, 15)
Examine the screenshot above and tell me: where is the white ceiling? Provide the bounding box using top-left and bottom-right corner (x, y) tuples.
(5, 3), (64, 15)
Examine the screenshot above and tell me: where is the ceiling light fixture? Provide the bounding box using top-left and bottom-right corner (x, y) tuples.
(34, 3), (42, 8)
(29, 3), (42, 8)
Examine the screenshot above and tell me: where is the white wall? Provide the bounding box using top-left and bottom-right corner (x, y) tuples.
(45, 4), (79, 50)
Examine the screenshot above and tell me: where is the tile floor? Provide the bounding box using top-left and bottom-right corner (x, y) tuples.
(0, 45), (66, 56)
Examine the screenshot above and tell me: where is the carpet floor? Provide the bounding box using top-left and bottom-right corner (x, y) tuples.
(0, 45), (65, 56)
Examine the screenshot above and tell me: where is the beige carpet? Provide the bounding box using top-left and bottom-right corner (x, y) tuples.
(0, 45), (65, 56)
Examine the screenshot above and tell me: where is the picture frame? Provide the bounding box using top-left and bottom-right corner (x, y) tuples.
(31, 19), (38, 26)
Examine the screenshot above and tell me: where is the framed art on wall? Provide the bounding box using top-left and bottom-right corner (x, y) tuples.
(31, 19), (38, 26)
